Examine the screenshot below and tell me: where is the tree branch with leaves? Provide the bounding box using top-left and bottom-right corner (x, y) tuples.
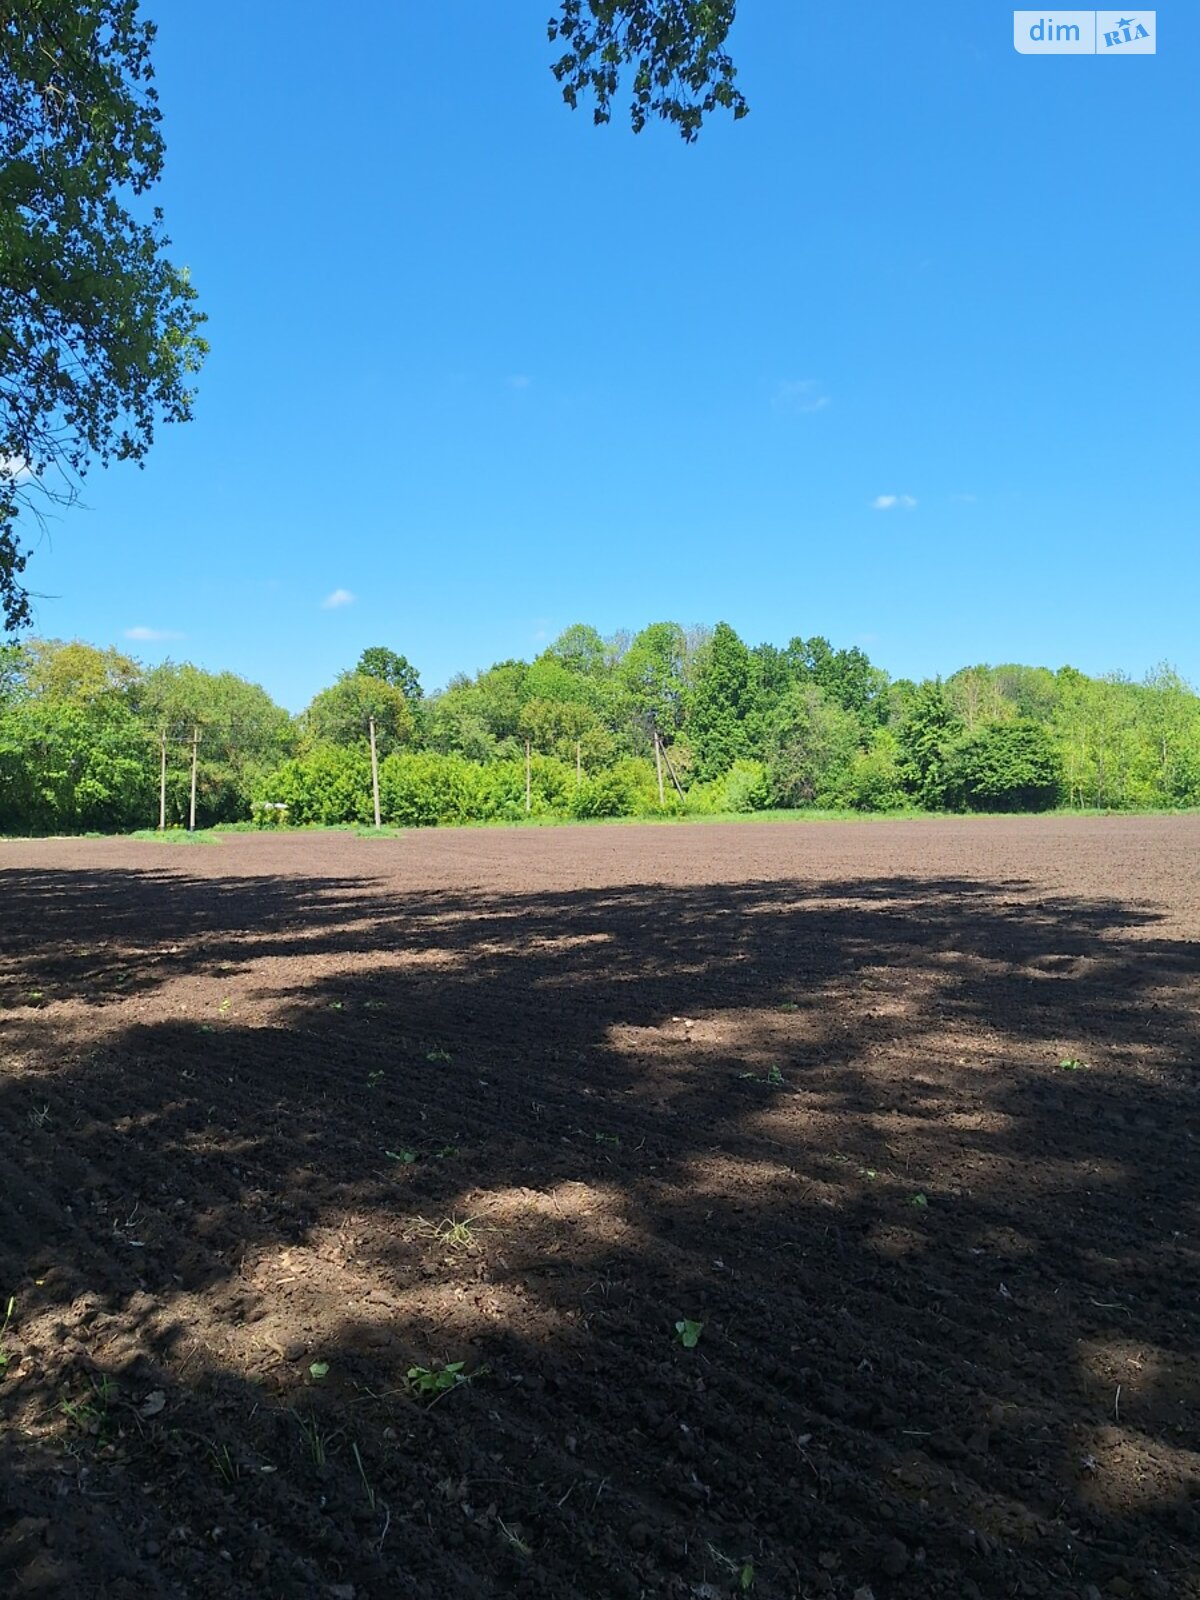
(0, 1), (208, 628)
(548, 1), (747, 140)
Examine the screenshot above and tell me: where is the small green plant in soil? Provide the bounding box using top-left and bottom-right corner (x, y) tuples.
(675, 1319), (704, 1349)
(423, 1215), (479, 1250)
(60, 1373), (118, 1437)
(909, 1192), (929, 1208)
(351, 1440), (376, 1510)
(293, 1410), (334, 1465)
(706, 1543), (754, 1590)
(738, 1065), (787, 1087)
(498, 1518), (532, 1556)
(0, 1296), (15, 1377)
(1059, 1056), (1088, 1071)
(209, 1442), (240, 1485)
(406, 1360), (482, 1400)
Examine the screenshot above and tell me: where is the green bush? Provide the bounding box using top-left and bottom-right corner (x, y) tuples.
(472, 755), (575, 821)
(251, 801), (290, 829)
(0, 698), (153, 834)
(569, 767), (638, 819)
(836, 734), (907, 812)
(947, 720), (1064, 812)
(611, 757), (676, 816)
(380, 751), (479, 826)
(686, 758), (769, 815)
(257, 745), (373, 826)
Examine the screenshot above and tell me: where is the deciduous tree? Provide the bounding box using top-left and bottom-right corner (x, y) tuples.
(303, 673), (413, 757)
(0, 1), (207, 626)
(689, 620), (752, 780)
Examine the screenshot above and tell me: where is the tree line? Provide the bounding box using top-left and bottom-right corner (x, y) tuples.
(1, 625), (1198, 835)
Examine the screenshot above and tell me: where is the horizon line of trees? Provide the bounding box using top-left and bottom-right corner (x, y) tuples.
(2, 625), (1199, 835)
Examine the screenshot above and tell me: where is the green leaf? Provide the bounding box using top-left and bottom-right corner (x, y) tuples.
(308, 1361), (329, 1380)
(675, 1318), (703, 1349)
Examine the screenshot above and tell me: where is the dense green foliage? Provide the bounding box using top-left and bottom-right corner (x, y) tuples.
(0, 2), (207, 627)
(3, 627), (1200, 835)
(0, 641), (293, 832)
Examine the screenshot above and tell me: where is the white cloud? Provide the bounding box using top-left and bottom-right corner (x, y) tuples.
(507, 374), (532, 390)
(125, 625), (185, 642)
(774, 379), (830, 413)
(0, 454), (34, 483)
(321, 588), (355, 610)
(871, 494), (917, 511)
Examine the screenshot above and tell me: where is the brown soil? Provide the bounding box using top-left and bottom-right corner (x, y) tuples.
(1, 815), (1198, 1600)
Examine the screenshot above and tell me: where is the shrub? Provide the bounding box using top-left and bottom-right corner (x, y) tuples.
(686, 758), (769, 815)
(475, 755), (575, 821)
(379, 751), (479, 826)
(0, 698), (153, 834)
(569, 767), (638, 819)
(251, 801), (289, 829)
(835, 734), (907, 812)
(257, 746), (373, 825)
(947, 720), (1064, 812)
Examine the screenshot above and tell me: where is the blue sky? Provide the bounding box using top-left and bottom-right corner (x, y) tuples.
(22, 2), (1197, 710)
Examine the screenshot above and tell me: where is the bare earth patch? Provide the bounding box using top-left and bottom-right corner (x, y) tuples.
(1, 815), (1197, 1598)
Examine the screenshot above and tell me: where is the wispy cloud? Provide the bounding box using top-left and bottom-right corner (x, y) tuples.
(870, 494), (917, 511)
(125, 625), (185, 642)
(507, 374), (532, 391)
(321, 588), (355, 610)
(774, 378), (830, 413)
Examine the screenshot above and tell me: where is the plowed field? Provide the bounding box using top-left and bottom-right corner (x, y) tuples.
(1, 816), (1197, 1599)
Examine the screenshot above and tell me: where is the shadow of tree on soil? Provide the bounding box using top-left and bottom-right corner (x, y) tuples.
(0, 860), (1197, 1599)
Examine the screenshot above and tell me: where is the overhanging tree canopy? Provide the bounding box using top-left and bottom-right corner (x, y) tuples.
(0, 3), (745, 628)
(0, 0), (207, 628)
(549, 1), (746, 140)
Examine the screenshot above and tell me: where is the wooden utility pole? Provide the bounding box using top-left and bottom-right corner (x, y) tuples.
(188, 727), (200, 833)
(158, 731), (167, 831)
(660, 738), (686, 800)
(525, 739), (532, 815)
(368, 716), (382, 829)
(653, 728), (665, 805)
